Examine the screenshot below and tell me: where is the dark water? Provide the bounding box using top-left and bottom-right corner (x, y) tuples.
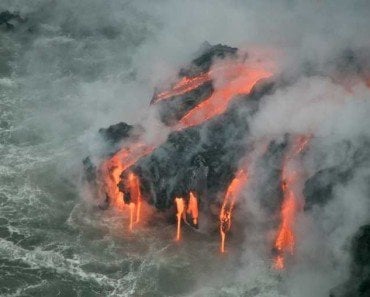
(1, 1), (370, 296)
(0, 2), (274, 296)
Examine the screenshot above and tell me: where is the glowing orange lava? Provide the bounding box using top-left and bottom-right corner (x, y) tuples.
(273, 136), (310, 269)
(98, 50), (275, 245)
(128, 172), (142, 225)
(175, 197), (185, 241)
(152, 72), (211, 104)
(178, 64), (272, 128)
(274, 180), (296, 266)
(129, 202), (135, 231)
(99, 143), (153, 211)
(187, 192), (199, 226)
(220, 169), (248, 253)
(151, 63), (252, 104)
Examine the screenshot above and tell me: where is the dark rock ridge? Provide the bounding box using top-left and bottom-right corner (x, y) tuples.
(98, 122), (134, 144)
(304, 139), (370, 211)
(84, 45), (369, 214)
(119, 78), (279, 210)
(179, 42), (238, 77)
(82, 43), (370, 296)
(153, 43), (238, 125)
(330, 225), (370, 297)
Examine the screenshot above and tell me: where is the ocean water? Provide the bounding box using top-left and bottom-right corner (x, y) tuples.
(2, 1), (370, 297)
(0, 2), (284, 296)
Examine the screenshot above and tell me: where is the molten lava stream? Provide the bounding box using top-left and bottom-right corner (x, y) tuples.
(128, 202), (135, 231)
(101, 160), (125, 209)
(187, 192), (199, 227)
(273, 182), (296, 269)
(128, 172), (142, 224)
(220, 169), (248, 253)
(151, 62), (252, 104)
(178, 65), (272, 129)
(100, 143), (153, 210)
(273, 136), (310, 269)
(175, 197), (185, 241)
(152, 72), (211, 104)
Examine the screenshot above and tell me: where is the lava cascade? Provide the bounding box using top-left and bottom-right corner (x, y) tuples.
(99, 143), (153, 216)
(173, 192), (200, 240)
(220, 169), (249, 253)
(127, 172), (142, 228)
(96, 46), (275, 251)
(177, 63), (272, 128)
(100, 59), (271, 222)
(273, 136), (311, 269)
(175, 197), (185, 241)
(151, 72), (211, 104)
(187, 192), (199, 227)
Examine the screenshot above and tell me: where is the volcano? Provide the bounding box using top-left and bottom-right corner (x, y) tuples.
(83, 43), (370, 296)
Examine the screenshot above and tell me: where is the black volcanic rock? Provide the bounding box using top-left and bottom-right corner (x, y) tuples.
(255, 138), (288, 214)
(153, 43), (238, 125)
(98, 121), (145, 155)
(98, 122), (134, 144)
(82, 156), (97, 183)
(353, 225), (370, 268)
(180, 43), (238, 77)
(304, 139), (370, 210)
(119, 81), (276, 210)
(304, 167), (352, 211)
(157, 82), (214, 126)
(330, 225), (370, 297)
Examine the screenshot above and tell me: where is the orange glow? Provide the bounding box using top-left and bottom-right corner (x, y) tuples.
(220, 169), (248, 253)
(101, 161), (125, 209)
(273, 136), (310, 269)
(97, 49), (276, 246)
(292, 135), (312, 155)
(152, 72), (211, 103)
(136, 199), (142, 224)
(187, 192), (199, 226)
(128, 172), (142, 224)
(274, 255), (284, 270)
(175, 197), (185, 241)
(151, 63), (254, 104)
(178, 64), (272, 128)
(99, 143), (154, 210)
(273, 183), (296, 269)
(129, 202), (135, 231)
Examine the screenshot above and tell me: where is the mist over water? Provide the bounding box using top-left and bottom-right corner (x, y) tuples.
(1, 1), (370, 296)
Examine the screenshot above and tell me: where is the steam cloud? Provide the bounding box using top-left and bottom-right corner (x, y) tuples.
(1, 0), (370, 296)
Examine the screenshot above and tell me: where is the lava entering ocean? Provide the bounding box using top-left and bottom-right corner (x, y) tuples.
(83, 43), (369, 274)
(220, 169), (248, 253)
(177, 63), (272, 128)
(98, 142), (154, 230)
(95, 44), (273, 238)
(273, 136), (311, 269)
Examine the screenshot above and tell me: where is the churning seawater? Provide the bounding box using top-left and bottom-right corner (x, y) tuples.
(0, 2), (286, 296)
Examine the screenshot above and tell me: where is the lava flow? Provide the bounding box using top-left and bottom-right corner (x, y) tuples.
(178, 63), (272, 128)
(173, 192), (200, 240)
(187, 192), (199, 227)
(151, 72), (211, 104)
(99, 51), (273, 242)
(220, 169), (249, 253)
(273, 136), (311, 269)
(99, 142), (153, 228)
(175, 197), (185, 241)
(151, 60), (272, 129)
(127, 172), (142, 228)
